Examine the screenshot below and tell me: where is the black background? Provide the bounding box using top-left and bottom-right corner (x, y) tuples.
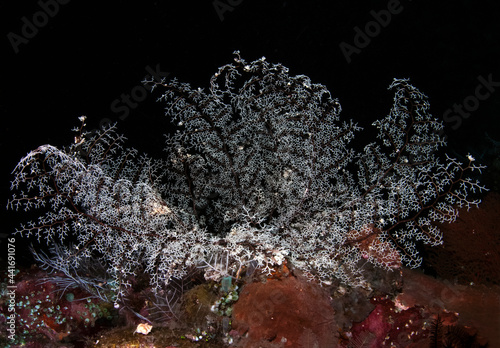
(2, 1), (499, 258)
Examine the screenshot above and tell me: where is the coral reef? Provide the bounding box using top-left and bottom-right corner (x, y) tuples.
(0, 266), (117, 347)
(5, 53), (491, 347)
(395, 268), (498, 347)
(8, 54), (485, 301)
(2, 261), (498, 347)
(232, 273), (338, 347)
